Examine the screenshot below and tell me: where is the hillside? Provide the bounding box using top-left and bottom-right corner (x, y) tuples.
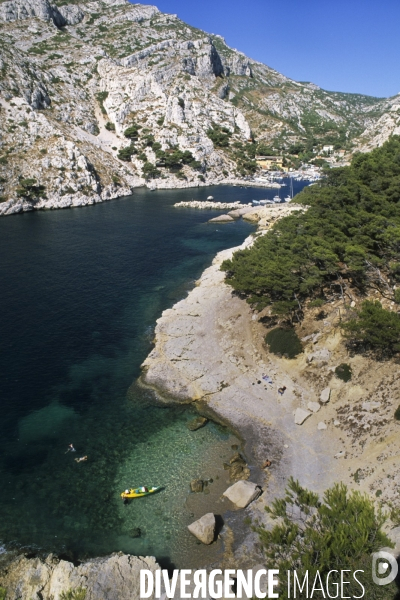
(0, 0), (394, 215)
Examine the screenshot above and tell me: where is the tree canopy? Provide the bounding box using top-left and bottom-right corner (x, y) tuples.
(256, 477), (397, 599)
(221, 136), (400, 322)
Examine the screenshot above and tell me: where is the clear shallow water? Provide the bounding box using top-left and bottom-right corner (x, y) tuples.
(0, 182), (307, 566)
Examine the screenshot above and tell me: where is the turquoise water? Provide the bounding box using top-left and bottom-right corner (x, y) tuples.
(0, 183), (307, 566)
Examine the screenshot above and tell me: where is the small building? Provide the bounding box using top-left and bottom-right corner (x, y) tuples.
(255, 155), (284, 170)
(322, 145), (334, 154)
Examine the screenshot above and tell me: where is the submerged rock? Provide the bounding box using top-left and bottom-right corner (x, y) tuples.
(228, 452), (250, 480)
(130, 527), (142, 538)
(187, 416), (208, 431)
(187, 512), (216, 544)
(190, 479), (204, 493)
(223, 480), (261, 508)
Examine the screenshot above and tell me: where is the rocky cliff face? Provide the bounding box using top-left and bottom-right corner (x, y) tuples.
(0, 0), (394, 216)
(355, 93), (400, 152)
(0, 551), (159, 600)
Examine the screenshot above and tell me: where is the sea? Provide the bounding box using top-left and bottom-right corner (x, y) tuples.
(0, 181), (308, 567)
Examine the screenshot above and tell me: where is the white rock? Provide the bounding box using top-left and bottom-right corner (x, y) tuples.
(208, 214), (234, 223)
(223, 480), (261, 508)
(350, 301), (356, 308)
(362, 401), (381, 411)
(317, 421), (327, 430)
(320, 387), (331, 404)
(333, 420), (340, 426)
(335, 451), (345, 458)
(294, 408), (312, 425)
(307, 349), (331, 365)
(187, 512), (215, 544)
(307, 402), (321, 413)
(0, 552), (159, 600)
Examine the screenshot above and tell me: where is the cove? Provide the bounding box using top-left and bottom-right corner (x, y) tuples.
(0, 182), (307, 566)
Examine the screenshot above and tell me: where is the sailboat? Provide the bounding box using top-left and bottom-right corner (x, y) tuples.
(284, 177), (294, 202)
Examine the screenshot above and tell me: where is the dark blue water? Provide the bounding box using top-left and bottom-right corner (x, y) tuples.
(0, 182), (307, 565)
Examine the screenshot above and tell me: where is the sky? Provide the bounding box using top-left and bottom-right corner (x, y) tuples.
(140, 0), (400, 99)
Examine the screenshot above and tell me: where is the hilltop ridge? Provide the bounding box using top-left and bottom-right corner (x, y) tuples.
(0, 0), (397, 215)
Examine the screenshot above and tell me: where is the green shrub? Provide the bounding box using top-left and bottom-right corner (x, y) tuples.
(157, 116), (164, 126)
(394, 288), (400, 304)
(95, 91), (108, 115)
(265, 327), (302, 359)
(124, 123), (140, 139)
(40, 148), (47, 154)
(16, 178), (46, 200)
(394, 405), (400, 421)
(142, 162), (160, 180)
(143, 133), (155, 146)
(117, 145), (135, 161)
(0, 587), (6, 600)
(309, 298), (325, 308)
(206, 124), (231, 147)
(221, 136), (400, 320)
(60, 588), (87, 600)
(105, 121), (115, 131)
(256, 477), (396, 599)
(335, 363), (352, 382)
(343, 300), (400, 353)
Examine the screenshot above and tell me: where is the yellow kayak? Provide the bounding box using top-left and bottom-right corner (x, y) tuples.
(121, 486), (161, 499)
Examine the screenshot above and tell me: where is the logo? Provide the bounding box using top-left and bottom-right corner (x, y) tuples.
(372, 551), (398, 586)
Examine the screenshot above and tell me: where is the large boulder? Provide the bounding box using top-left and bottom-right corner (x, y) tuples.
(187, 416), (208, 431)
(223, 480), (261, 508)
(294, 408), (311, 425)
(228, 206), (257, 218)
(208, 214), (234, 223)
(187, 513), (215, 544)
(320, 387), (331, 404)
(190, 479), (204, 493)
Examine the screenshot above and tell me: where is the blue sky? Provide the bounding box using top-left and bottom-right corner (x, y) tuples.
(139, 0), (400, 99)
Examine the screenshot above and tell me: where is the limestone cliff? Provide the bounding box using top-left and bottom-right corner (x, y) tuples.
(0, 0), (394, 216)
(0, 551), (159, 600)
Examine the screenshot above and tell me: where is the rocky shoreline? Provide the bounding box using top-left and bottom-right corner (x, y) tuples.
(0, 177), (285, 218)
(0, 551), (159, 600)
(4, 201), (400, 596)
(140, 213), (400, 566)
(140, 236), (341, 504)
